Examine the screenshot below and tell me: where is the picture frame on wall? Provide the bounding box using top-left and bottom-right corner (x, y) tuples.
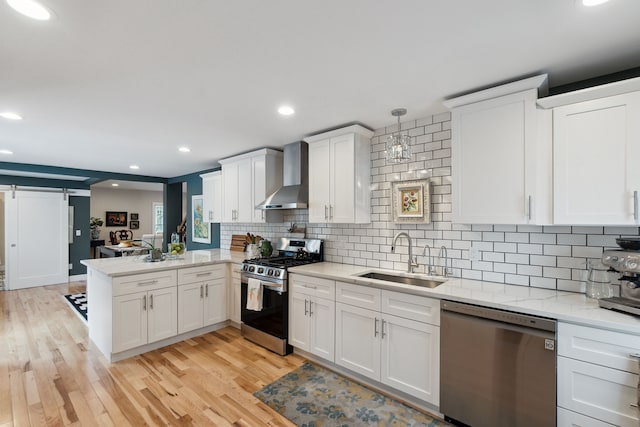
(129, 220), (139, 230)
(130, 213), (139, 220)
(391, 179), (431, 224)
(192, 195), (211, 244)
(105, 211), (127, 227)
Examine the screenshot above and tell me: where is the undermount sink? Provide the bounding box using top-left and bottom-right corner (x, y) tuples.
(356, 271), (445, 289)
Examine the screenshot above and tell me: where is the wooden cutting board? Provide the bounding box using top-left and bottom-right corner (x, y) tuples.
(230, 234), (247, 252)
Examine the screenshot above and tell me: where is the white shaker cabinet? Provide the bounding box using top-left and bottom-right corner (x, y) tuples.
(219, 149), (283, 223)
(334, 282), (440, 406)
(551, 91), (640, 225)
(228, 263), (242, 325)
(289, 274), (336, 362)
(111, 271), (178, 354)
(304, 125), (374, 224)
(177, 265), (227, 334)
(557, 322), (640, 426)
(444, 74), (550, 225)
(200, 171), (222, 223)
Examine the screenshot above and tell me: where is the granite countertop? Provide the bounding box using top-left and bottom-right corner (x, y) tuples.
(80, 249), (249, 277)
(289, 262), (640, 335)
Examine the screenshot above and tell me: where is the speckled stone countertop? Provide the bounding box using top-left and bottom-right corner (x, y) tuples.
(289, 262), (640, 335)
(80, 249), (248, 277)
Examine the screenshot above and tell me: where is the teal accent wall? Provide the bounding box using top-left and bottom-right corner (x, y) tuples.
(182, 171), (220, 249)
(163, 183), (183, 247)
(69, 195), (90, 276)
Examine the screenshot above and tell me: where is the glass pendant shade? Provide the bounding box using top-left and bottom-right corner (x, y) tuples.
(385, 108), (412, 163)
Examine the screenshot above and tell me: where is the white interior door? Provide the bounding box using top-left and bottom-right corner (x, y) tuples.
(5, 191), (69, 289)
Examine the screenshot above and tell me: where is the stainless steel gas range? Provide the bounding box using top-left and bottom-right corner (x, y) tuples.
(240, 238), (323, 355)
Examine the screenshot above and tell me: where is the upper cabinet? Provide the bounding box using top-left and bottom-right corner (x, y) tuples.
(217, 149), (283, 223)
(538, 78), (640, 225)
(200, 171), (222, 223)
(444, 74), (551, 225)
(304, 125), (374, 224)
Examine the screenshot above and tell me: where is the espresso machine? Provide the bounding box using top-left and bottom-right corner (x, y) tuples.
(600, 247), (640, 316)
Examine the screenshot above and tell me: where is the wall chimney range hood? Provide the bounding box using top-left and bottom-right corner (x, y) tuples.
(257, 141), (308, 210)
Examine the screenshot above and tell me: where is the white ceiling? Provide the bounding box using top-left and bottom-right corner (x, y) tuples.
(1, 0), (639, 178)
(91, 180), (163, 191)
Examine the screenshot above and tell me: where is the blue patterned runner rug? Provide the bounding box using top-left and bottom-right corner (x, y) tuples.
(64, 292), (87, 323)
(254, 362), (449, 427)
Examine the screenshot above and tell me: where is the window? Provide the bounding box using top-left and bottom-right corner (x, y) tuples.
(152, 202), (164, 234)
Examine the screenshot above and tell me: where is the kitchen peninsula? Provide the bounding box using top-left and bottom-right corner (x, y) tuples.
(81, 250), (247, 362)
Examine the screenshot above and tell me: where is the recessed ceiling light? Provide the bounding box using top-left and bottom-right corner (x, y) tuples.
(0, 112), (23, 120)
(0, 149), (14, 155)
(6, 0), (52, 20)
(111, 183), (119, 187)
(582, 0), (610, 6)
(178, 146), (191, 153)
(278, 105), (295, 116)
(129, 165), (140, 170)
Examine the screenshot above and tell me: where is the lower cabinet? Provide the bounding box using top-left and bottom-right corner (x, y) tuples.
(289, 274), (336, 361)
(178, 265), (227, 334)
(113, 284), (178, 353)
(558, 322), (640, 427)
(335, 282), (440, 406)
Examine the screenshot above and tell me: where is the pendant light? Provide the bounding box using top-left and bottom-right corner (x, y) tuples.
(385, 108), (412, 163)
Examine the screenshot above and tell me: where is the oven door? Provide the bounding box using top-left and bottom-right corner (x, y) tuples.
(240, 278), (288, 340)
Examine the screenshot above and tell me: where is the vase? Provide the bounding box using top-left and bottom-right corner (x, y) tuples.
(246, 244), (260, 258)
(91, 229), (100, 240)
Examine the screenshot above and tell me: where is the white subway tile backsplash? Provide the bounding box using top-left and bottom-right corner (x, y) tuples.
(220, 112), (619, 295)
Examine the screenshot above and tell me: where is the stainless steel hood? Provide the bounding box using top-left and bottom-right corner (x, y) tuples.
(257, 141), (308, 209)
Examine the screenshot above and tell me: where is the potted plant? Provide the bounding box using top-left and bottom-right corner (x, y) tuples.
(142, 239), (164, 261)
(90, 216), (103, 240)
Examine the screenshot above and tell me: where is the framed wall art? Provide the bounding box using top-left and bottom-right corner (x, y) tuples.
(130, 213), (139, 220)
(192, 195), (211, 244)
(391, 179), (431, 224)
(105, 211), (127, 227)
(129, 220), (139, 230)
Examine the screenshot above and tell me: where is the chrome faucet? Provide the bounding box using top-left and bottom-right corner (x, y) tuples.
(422, 244), (435, 275)
(391, 232), (418, 273)
(439, 246), (453, 277)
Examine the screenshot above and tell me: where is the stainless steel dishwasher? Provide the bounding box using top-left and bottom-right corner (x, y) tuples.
(440, 300), (556, 427)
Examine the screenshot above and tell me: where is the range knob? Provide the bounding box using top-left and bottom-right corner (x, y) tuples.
(248, 266), (255, 273)
(267, 269), (274, 276)
(257, 267), (264, 275)
(274, 270), (281, 278)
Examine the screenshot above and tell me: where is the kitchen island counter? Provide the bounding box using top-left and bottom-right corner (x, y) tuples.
(81, 249), (248, 277)
(289, 262), (640, 335)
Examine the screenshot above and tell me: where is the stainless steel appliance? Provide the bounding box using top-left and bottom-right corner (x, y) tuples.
(240, 238), (323, 355)
(440, 300), (557, 427)
(256, 141), (308, 210)
(599, 249), (640, 316)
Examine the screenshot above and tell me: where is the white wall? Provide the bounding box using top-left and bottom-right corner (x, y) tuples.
(90, 187), (163, 242)
(0, 193), (4, 265)
(220, 111), (640, 295)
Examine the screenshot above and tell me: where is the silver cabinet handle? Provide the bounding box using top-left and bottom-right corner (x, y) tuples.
(150, 294), (154, 309)
(330, 205), (333, 220)
(302, 284), (317, 289)
(324, 205), (328, 220)
(205, 284), (209, 297)
(528, 195), (532, 221)
(142, 295), (147, 311)
(309, 301), (313, 316)
(631, 403), (638, 408)
(200, 285), (203, 298)
(137, 280), (158, 286)
(374, 317), (379, 337)
(304, 299), (308, 316)
(629, 353), (640, 359)
(262, 210), (265, 220)
(196, 272), (212, 277)
(381, 319), (386, 339)
(634, 191), (638, 222)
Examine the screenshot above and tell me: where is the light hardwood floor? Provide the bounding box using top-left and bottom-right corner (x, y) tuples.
(0, 282), (305, 426)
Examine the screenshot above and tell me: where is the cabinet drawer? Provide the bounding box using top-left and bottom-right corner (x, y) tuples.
(559, 322), (640, 374)
(558, 356), (639, 427)
(557, 407), (613, 427)
(336, 281), (381, 311)
(113, 270), (177, 297)
(381, 290), (440, 326)
(178, 264), (226, 285)
(290, 274), (335, 299)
